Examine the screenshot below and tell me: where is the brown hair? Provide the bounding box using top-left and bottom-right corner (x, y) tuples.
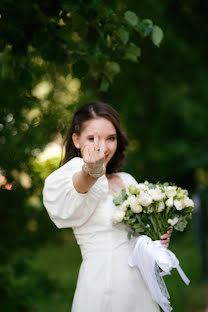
(61, 101), (128, 174)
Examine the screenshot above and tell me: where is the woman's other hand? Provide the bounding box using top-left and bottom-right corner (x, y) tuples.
(160, 228), (173, 245)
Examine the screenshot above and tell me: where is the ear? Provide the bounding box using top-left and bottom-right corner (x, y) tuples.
(72, 133), (80, 149)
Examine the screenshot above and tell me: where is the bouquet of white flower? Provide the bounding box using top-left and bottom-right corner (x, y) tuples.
(112, 181), (194, 312)
(112, 181), (194, 240)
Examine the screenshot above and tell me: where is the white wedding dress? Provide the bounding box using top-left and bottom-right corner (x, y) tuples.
(43, 157), (160, 312)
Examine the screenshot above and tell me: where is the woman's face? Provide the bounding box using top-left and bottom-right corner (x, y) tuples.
(72, 117), (117, 166)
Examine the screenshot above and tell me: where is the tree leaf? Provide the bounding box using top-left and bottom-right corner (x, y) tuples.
(118, 28), (129, 45)
(124, 11), (138, 27)
(105, 61), (121, 82)
(100, 76), (110, 92)
(125, 42), (141, 62)
(151, 25), (164, 47)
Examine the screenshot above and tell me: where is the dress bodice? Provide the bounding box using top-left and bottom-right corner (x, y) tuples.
(43, 157), (138, 258)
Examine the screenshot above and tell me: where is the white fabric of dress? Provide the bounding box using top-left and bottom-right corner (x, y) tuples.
(43, 157), (160, 312)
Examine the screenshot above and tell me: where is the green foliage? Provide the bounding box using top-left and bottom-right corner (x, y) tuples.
(151, 25), (164, 47)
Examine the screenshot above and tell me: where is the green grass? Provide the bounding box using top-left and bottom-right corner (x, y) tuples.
(30, 225), (207, 312)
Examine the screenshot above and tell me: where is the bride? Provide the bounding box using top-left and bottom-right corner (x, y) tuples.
(43, 101), (172, 312)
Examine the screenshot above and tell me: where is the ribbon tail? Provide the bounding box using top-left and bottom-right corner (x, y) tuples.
(128, 236), (173, 312)
(176, 265), (190, 285)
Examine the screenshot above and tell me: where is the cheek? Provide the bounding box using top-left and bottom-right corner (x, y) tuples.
(111, 141), (117, 153)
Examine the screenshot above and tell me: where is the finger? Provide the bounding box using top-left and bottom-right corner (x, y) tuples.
(93, 131), (100, 151)
(167, 229), (173, 234)
(82, 144), (90, 162)
(161, 238), (170, 245)
(81, 144), (87, 158)
(160, 233), (171, 240)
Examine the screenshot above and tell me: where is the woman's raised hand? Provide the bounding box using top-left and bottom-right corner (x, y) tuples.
(81, 131), (106, 178)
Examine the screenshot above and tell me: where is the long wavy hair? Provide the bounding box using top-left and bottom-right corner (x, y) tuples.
(60, 101), (128, 174)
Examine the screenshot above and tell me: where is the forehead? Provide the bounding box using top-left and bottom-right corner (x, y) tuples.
(81, 117), (116, 134)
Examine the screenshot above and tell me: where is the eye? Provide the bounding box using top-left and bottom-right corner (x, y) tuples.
(108, 136), (116, 141)
(88, 137), (94, 141)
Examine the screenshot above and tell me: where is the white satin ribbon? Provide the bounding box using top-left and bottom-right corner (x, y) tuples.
(128, 235), (190, 312)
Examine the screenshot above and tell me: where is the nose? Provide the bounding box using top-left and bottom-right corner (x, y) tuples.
(100, 140), (108, 154)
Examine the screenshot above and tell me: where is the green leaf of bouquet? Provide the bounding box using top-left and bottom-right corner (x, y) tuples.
(151, 25), (164, 47)
(149, 214), (158, 233)
(128, 231), (132, 240)
(113, 195), (122, 206)
(183, 206), (194, 213)
(174, 218), (188, 231)
(121, 189), (128, 200)
(124, 11), (138, 26)
(133, 223), (145, 232)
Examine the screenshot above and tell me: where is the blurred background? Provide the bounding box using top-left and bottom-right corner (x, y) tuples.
(0, 0), (208, 311)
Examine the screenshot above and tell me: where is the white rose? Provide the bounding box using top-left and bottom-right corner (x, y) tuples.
(112, 209), (125, 224)
(138, 191), (152, 207)
(148, 188), (165, 201)
(157, 201), (165, 212)
(174, 199), (184, 210)
(166, 196), (174, 207)
(183, 196), (194, 208)
(165, 186), (177, 198)
(120, 200), (129, 212)
(168, 217), (179, 226)
(131, 203), (143, 213)
(128, 196), (143, 213)
(137, 183), (148, 191)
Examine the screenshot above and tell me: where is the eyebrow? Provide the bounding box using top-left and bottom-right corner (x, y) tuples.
(86, 133), (117, 137)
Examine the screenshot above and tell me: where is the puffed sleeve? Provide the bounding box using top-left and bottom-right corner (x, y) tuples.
(43, 157), (108, 229)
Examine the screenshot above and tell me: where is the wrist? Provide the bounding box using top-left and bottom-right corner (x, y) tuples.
(82, 163), (106, 179)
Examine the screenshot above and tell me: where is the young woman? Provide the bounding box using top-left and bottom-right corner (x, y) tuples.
(43, 101), (172, 312)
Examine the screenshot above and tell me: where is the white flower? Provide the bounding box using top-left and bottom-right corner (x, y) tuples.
(128, 185), (140, 195)
(131, 203), (143, 213)
(157, 201), (165, 212)
(138, 191), (152, 207)
(120, 200), (129, 212)
(168, 217), (179, 226)
(166, 196), (174, 207)
(183, 196), (194, 208)
(112, 209), (125, 224)
(128, 196), (143, 213)
(148, 188), (165, 201)
(174, 199), (184, 210)
(165, 186), (177, 198)
(137, 183), (148, 191)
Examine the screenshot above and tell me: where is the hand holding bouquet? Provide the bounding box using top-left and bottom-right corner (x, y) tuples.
(112, 181), (194, 312)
